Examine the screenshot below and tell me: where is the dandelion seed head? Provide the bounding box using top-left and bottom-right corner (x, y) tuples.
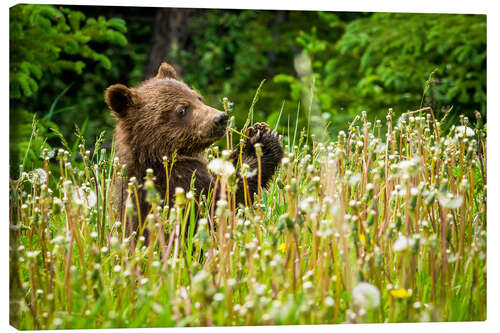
(110, 236), (119, 246)
(28, 168), (47, 185)
(73, 187), (97, 209)
(438, 194), (463, 209)
(348, 173), (361, 186)
(26, 251), (39, 258)
(393, 235), (415, 252)
(352, 282), (380, 309)
(208, 158), (235, 178)
(455, 125), (475, 137)
(213, 293), (224, 302)
(303, 281), (314, 292)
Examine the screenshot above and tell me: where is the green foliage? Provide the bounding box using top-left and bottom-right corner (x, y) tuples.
(274, 13), (486, 132)
(9, 110), (58, 178)
(9, 5), (143, 177)
(10, 4), (127, 99)
(9, 7), (486, 180)
(169, 10), (321, 130)
(170, 11), (485, 138)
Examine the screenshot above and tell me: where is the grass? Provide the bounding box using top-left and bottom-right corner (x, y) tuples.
(9, 104), (486, 329)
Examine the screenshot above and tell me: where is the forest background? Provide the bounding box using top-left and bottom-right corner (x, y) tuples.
(9, 4), (486, 175)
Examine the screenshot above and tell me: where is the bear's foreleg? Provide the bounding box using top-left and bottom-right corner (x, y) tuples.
(231, 122), (283, 205)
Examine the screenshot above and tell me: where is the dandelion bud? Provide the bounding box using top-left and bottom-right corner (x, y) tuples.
(254, 143), (263, 156)
(145, 179), (160, 205)
(174, 187), (186, 209)
(291, 177), (297, 193)
(216, 199), (228, 217)
(364, 183), (374, 200)
(125, 197), (136, 216)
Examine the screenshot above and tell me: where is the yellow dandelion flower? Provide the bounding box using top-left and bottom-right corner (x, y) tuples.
(359, 233), (366, 243)
(278, 243), (287, 252)
(390, 288), (413, 299)
(277, 243), (302, 253)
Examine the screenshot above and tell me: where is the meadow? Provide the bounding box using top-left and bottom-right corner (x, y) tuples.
(9, 104), (486, 329)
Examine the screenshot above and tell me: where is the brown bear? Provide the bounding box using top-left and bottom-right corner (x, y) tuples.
(105, 62), (283, 233)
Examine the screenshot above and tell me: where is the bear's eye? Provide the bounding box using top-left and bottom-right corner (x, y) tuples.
(177, 106), (187, 118)
(197, 96), (203, 102)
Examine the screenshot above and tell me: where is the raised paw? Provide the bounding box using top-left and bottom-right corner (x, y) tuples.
(245, 122), (270, 145)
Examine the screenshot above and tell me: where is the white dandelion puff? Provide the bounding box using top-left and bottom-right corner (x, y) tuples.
(455, 126), (475, 137)
(303, 281), (314, 292)
(28, 168), (47, 185)
(393, 235), (415, 252)
(325, 296), (335, 307)
(347, 173), (362, 186)
(396, 157), (420, 176)
(438, 193), (463, 209)
(208, 158), (235, 178)
(73, 187), (97, 208)
(352, 282), (380, 309)
(26, 251), (39, 258)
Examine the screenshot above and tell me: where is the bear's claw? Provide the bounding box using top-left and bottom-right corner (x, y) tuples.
(243, 122), (282, 157)
(246, 122), (272, 146)
(245, 122), (269, 138)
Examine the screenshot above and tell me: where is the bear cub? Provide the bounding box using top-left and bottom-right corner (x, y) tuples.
(105, 62), (283, 232)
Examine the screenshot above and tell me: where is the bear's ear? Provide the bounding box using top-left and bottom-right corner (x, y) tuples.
(105, 84), (138, 118)
(155, 62), (178, 80)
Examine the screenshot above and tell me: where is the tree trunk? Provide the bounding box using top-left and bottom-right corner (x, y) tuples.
(144, 8), (203, 79)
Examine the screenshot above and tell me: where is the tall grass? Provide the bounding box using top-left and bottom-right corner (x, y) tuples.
(9, 105), (486, 329)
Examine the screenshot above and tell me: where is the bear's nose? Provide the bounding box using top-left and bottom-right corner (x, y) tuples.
(214, 113), (229, 127)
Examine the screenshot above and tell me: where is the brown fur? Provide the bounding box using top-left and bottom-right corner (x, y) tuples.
(106, 62), (283, 234)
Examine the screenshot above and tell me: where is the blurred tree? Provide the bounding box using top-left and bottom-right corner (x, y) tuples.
(144, 8), (203, 78)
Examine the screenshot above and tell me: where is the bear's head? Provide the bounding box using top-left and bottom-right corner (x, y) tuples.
(105, 62), (228, 162)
